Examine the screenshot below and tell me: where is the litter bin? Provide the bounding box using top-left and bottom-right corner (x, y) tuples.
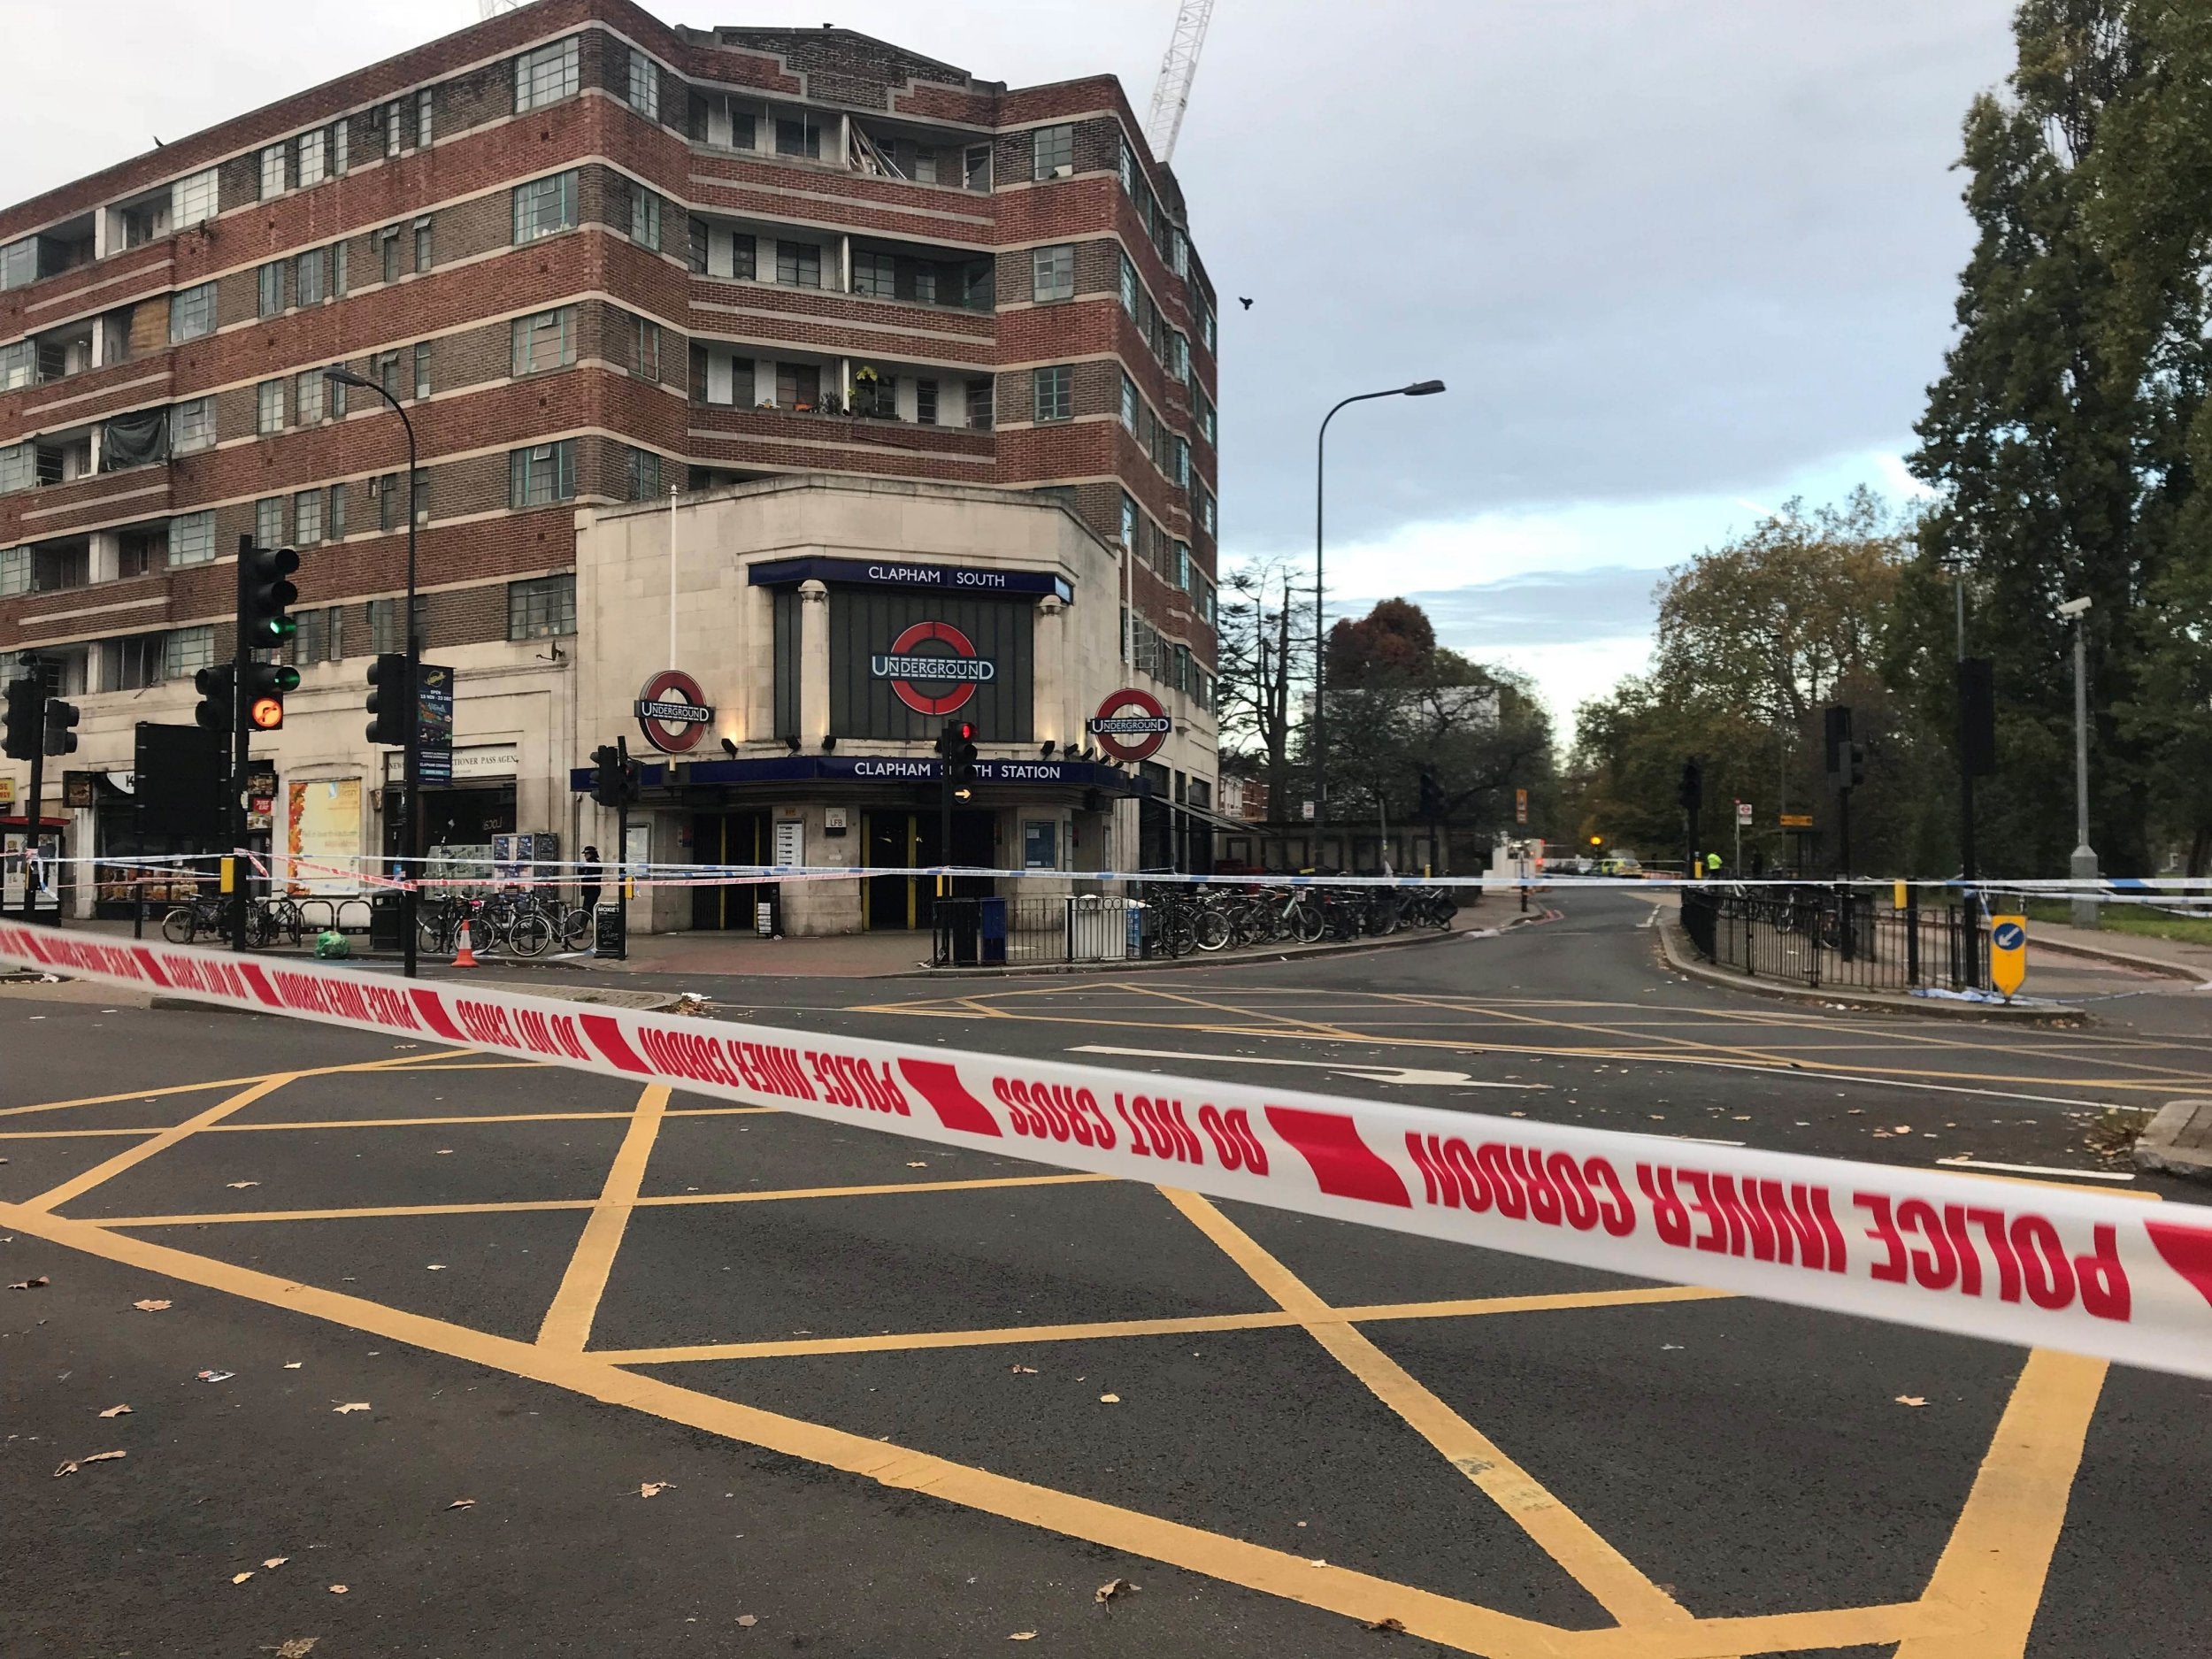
(933, 899), (981, 966)
(979, 895), (1008, 965)
(368, 892), (405, 951)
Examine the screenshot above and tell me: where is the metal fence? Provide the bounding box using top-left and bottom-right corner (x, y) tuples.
(1680, 885), (1989, 994)
(932, 895), (1140, 968)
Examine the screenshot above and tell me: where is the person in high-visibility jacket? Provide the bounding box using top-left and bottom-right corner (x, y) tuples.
(1705, 851), (1723, 877)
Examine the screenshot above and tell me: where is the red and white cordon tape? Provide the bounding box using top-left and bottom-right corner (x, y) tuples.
(4, 918), (2208, 1379)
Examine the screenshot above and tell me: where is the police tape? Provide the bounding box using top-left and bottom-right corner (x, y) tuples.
(4, 918), (2208, 1379)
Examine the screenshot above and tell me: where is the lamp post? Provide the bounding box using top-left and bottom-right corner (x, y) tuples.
(325, 367), (421, 975)
(2058, 594), (2099, 928)
(1312, 380), (1444, 866)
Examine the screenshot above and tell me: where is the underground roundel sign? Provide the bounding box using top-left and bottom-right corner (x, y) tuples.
(870, 620), (995, 716)
(1087, 687), (1172, 762)
(634, 668), (715, 754)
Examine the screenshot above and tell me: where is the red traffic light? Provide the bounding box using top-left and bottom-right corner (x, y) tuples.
(953, 720), (975, 741)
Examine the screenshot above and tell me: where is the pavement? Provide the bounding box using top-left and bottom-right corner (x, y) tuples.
(2016, 913), (2212, 983)
(4, 887), (2210, 1657)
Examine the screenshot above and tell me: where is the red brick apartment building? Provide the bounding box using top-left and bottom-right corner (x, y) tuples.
(0, 1), (1221, 925)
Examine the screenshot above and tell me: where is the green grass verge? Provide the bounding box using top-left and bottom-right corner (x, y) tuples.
(2024, 898), (2212, 945)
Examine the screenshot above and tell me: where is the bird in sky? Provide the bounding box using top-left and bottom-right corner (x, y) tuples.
(1238, 296), (1253, 309)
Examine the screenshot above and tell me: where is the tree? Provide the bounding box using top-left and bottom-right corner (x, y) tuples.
(1214, 556), (1310, 813)
(1326, 598), (1437, 687)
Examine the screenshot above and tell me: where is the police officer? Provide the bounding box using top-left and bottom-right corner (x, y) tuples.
(578, 846), (603, 917)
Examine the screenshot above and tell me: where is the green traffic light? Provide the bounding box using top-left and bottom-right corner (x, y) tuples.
(273, 665), (302, 693)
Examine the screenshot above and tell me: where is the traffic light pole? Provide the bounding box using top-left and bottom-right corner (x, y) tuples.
(229, 534), (253, 952)
(20, 729), (41, 923)
(614, 735), (630, 959)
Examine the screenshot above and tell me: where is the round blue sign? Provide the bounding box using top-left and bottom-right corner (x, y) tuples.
(1993, 922), (2025, 950)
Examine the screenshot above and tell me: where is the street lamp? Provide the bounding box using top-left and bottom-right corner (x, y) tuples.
(2058, 594), (2098, 927)
(325, 366), (422, 976)
(1312, 380), (1444, 866)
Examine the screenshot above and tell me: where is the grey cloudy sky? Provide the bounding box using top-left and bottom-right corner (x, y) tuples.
(0, 1), (2019, 729)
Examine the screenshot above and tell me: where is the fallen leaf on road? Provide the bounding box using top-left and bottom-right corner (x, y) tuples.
(426, 1264), (448, 1271)
(332, 1402), (371, 1414)
(52, 1450), (126, 1478)
(8, 1276), (49, 1289)
(273, 1640), (319, 1658)
(1308, 1559), (1328, 1568)
(1893, 1125), (1912, 1134)
(98, 1404), (131, 1418)
(640, 1481), (672, 1498)
(1363, 1616), (1407, 1633)
(1094, 1578), (1137, 1604)
(1098, 1393), (1120, 1403)
(435, 1148), (453, 1156)
(906, 1161), (928, 1167)
(197, 1370), (234, 1384)
(283, 1362), (302, 1369)
(735, 1615), (758, 1628)
(1010, 1634), (1036, 1642)
(327, 1584), (349, 1594)
(133, 1299), (171, 1312)
(227, 1181), (259, 1189)
(263, 1557), (288, 1569)
(446, 1498), (475, 1510)
(1895, 1395), (1929, 1408)
(233, 1571), (255, 1585)
(1010, 1365), (1038, 1374)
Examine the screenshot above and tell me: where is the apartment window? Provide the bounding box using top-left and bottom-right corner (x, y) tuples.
(915, 379), (938, 426)
(625, 48), (661, 120)
(510, 441), (575, 507)
(626, 446), (662, 502)
(1119, 253), (1139, 318)
(260, 142), (287, 197)
(515, 37), (580, 112)
(384, 100), (403, 157)
(511, 307), (576, 376)
(1119, 373), (1138, 433)
(372, 473), (397, 531)
(1173, 541), (1193, 591)
(257, 261), (286, 319)
(165, 626), (216, 681)
(631, 314), (662, 381)
(283, 373), (319, 432)
(1195, 387), (1216, 444)
(255, 497), (284, 546)
(854, 371), (896, 419)
(418, 89), (434, 148)
(775, 118), (819, 158)
(331, 120), (349, 176)
(1174, 436), (1191, 488)
(1033, 123), (1075, 180)
(966, 378), (994, 429)
(0, 546), (26, 595)
(333, 241), (349, 296)
(0, 442), (33, 495)
(372, 349), (403, 398)
(104, 634), (164, 690)
(328, 483), (347, 541)
(1198, 481), (1217, 536)
(366, 598), (401, 654)
(1030, 244), (1076, 303)
(964, 143), (992, 191)
(173, 169), (219, 228)
(687, 217), (709, 273)
(1120, 492), (1138, 549)
(775, 362), (821, 410)
(1199, 576), (1217, 626)
(0, 341), (31, 393)
(297, 128), (326, 188)
(170, 281), (217, 342)
(775, 241), (820, 288)
(413, 341), (434, 401)
(508, 573), (576, 640)
(296, 248), (325, 306)
(1033, 364), (1073, 423)
(413, 216), (433, 273)
(1200, 301), (1216, 354)
(0, 238), (31, 290)
(168, 511), (216, 566)
(379, 226), (402, 284)
(628, 187), (662, 251)
(294, 488), (324, 546)
(1171, 228), (1189, 277)
(512, 172), (579, 242)
(853, 251), (895, 299)
(291, 607), (329, 665)
(170, 396), (215, 454)
(411, 469), (430, 526)
(256, 380), (284, 434)
(326, 368), (349, 419)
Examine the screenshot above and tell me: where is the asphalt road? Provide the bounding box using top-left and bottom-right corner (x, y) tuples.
(4, 887), (2208, 1659)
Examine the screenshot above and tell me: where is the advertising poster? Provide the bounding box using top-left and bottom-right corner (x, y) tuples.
(287, 779), (363, 893)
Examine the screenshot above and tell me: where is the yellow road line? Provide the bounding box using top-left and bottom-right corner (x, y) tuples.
(1893, 1348), (2108, 1659)
(24, 1075), (297, 1214)
(0, 1048), (472, 1120)
(1161, 1187), (1694, 1631)
(594, 1285), (1734, 1365)
(0, 1104), (778, 1142)
(100, 1171), (1116, 1229)
(534, 1084), (668, 1350)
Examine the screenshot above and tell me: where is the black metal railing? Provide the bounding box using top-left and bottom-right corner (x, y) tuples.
(931, 895), (1139, 967)
(1680, 884), (1989, 994)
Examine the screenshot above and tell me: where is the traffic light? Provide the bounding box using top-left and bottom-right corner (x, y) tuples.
(42, 699), (78, 757)
(2, 670), (41, 762)
(1846, 741), (1867, 789)
(1417, 769), (1446, 819)
(242, 659), (298, 732)
(935, 718), (979, 780)
(365, 653), (411, 745)
(194, 664), (236, 733)
(1823, 705), (1854, 787)
(1678, 756), (1702, 817)
(238, 542), (301, 649)
(591, 743), (642, 809)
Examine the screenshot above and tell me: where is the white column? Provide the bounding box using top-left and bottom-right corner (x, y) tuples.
(798, 578), (830, 747)
(1034, 595), (1066, 751)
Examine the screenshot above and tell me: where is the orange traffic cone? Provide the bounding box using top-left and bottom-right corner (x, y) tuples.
(451, 918), (480, 969)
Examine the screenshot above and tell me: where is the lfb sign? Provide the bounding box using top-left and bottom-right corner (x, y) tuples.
(1087, 687), (1172, 763)
(634, 668), (715, 754)
(870, 620), (995, 716)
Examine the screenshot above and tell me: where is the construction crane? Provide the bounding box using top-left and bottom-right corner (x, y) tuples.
(1143, 0), (1216, 165)
(478, 0), (525, 19)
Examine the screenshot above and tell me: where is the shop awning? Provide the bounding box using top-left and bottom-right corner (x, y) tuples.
(567, 753), (1140, 793)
